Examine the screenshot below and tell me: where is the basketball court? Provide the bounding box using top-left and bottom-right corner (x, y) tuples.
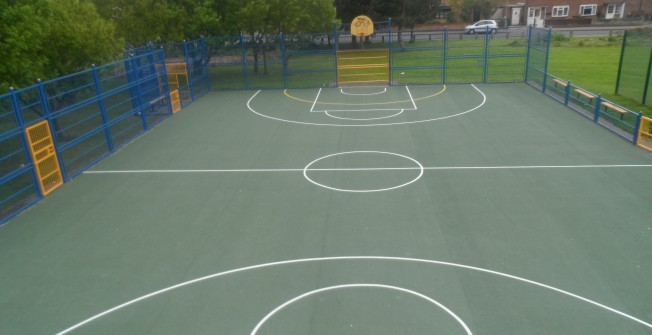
(0, 83), (651, 334)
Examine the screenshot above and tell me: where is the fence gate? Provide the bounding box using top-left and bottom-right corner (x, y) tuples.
(24, 120), (63, 195)
(637, 116), (652, 152)
(337, 49), (389, 86)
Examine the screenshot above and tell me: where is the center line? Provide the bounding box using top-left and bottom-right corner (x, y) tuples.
(83, 164), (652, 174)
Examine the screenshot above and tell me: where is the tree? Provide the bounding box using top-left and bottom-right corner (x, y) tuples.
(93, 0), (227, 46)
(237, 0), (336, 73)
(460, 0), (494, 22)
(335, 0), (440, 48)
(0, 0), (123, 93)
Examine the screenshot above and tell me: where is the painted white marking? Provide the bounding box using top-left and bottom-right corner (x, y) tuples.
(250, 284), (472, 335)
(83, 164), (652, 175)
(405, 85), (418, 110)
(340, 87), (388, 96)
(325, 109), (404, 121)
(309, 88), (322, 113)
(247, 84), (485, 127)
(315, 107), (415, 113)
(54, 256), (652, 335)
(302, 151), (424, 193)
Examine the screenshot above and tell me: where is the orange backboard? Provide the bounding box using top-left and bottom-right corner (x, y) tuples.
(351, 15), (374, 37)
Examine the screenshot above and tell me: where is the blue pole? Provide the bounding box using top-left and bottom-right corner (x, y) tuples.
(633, 112), (642, 144)
(183, 40), (196, 101)
(92, 65), (114, 152)
(443, 28), (448, 84)
(594, 95), (602, 123)
(10, 87), (42, 198)
(483, 30), (490, 83)
(542, 28), (552, 94)
(130, 57), (148, 130)
(201, 37), (211, 91)
(564, 80), (571, 106)
(36, 79), (68, 181)
(333, 21), (339, 87)
(240, 35), (249, 89)
(156, 50), (173, 116)
(388, 18), (393, 86)
(280, 33), (287, 88)
(525, 26), (532, 84)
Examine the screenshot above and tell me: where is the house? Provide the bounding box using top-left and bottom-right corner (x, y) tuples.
(493, 0), (652, 27)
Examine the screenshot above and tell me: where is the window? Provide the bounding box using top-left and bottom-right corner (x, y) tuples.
(579, 4), (597, 16)
(552, 6), (569, 17)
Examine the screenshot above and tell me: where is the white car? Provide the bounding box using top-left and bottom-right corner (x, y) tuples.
(464, 20), (498, 34)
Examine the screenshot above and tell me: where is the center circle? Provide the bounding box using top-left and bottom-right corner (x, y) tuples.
(303, 151), (424, 192)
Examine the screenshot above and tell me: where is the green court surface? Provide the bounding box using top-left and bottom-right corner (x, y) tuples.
(1, 83), (651, 334)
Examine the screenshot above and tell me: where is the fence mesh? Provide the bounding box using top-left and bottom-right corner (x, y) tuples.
(616, 28), (652, 107)
(0, 49), (173, 225)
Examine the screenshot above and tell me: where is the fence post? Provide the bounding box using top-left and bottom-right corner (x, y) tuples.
(240, 35), (249, 89)
(280, 33), (287, 88)
(443, 28), (448, 84)
(525, 26), (532, 85)
(388, 18), (393, 86)
(483, 30), (490, 83)
(594, 95), (602, 123)
(183, 40), (196, 101)
(542, 28), (552, 94)
(615, 30), (627, 95)
(633, 112), (642, 144)
(564, 81), (571, 106)
(155, 50), (173, 116)
(92, 65), (114, 152)
(10, 87), (42, 198)
(130, 57), (148, 131)
(36, 79), (68, 181)
(200, 37), (212, 91)
(642, 47), (652, 105)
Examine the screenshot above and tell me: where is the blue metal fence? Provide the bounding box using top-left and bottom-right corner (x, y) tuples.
(526, 27), (643, 144)
(0, 49), (173, 225)
(207, 25), (530, 89)
(0, 28), (647, 226)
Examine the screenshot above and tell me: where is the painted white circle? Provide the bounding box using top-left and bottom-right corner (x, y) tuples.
(302, 151), (424, 193)
(325, 109), (404, 121)
(55, 256), (652, 335)
(250, 284), (472, 335)
(247, 85), (487, 127)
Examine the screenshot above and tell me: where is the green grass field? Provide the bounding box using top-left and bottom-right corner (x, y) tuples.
(548, 36), (652, 117)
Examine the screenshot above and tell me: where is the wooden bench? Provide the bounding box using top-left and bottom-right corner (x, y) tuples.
(601, 101), (627, 120)
(574, 89), (595, 103)
(552, 78), (567, 88)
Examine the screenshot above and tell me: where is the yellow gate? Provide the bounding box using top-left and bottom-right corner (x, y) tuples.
(337, 49), (389, 86)
(25, 120), (63, 195)
(170, 89), (182, 114)
(638, 116), (652, 152)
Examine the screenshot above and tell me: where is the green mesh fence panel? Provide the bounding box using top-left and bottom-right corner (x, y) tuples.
(285, 33), (336, 88)
(391, 30), (444, 85)
(243, 35), (284, 89)
(616, 28), (652, 106)
(207, 36), (246, 90)
(526, 28), (550, 88)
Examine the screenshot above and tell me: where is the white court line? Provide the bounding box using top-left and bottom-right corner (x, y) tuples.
(83, 164), (652, 174)
(250, 283), (472, 335)
(313, 86), (417, 113)
(54, 256), (652, 335)
(309, 88), (322, 113)
(339, 87), (388, 96)
(405, 85), (418, 110)
(247, 84), (485, 127)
